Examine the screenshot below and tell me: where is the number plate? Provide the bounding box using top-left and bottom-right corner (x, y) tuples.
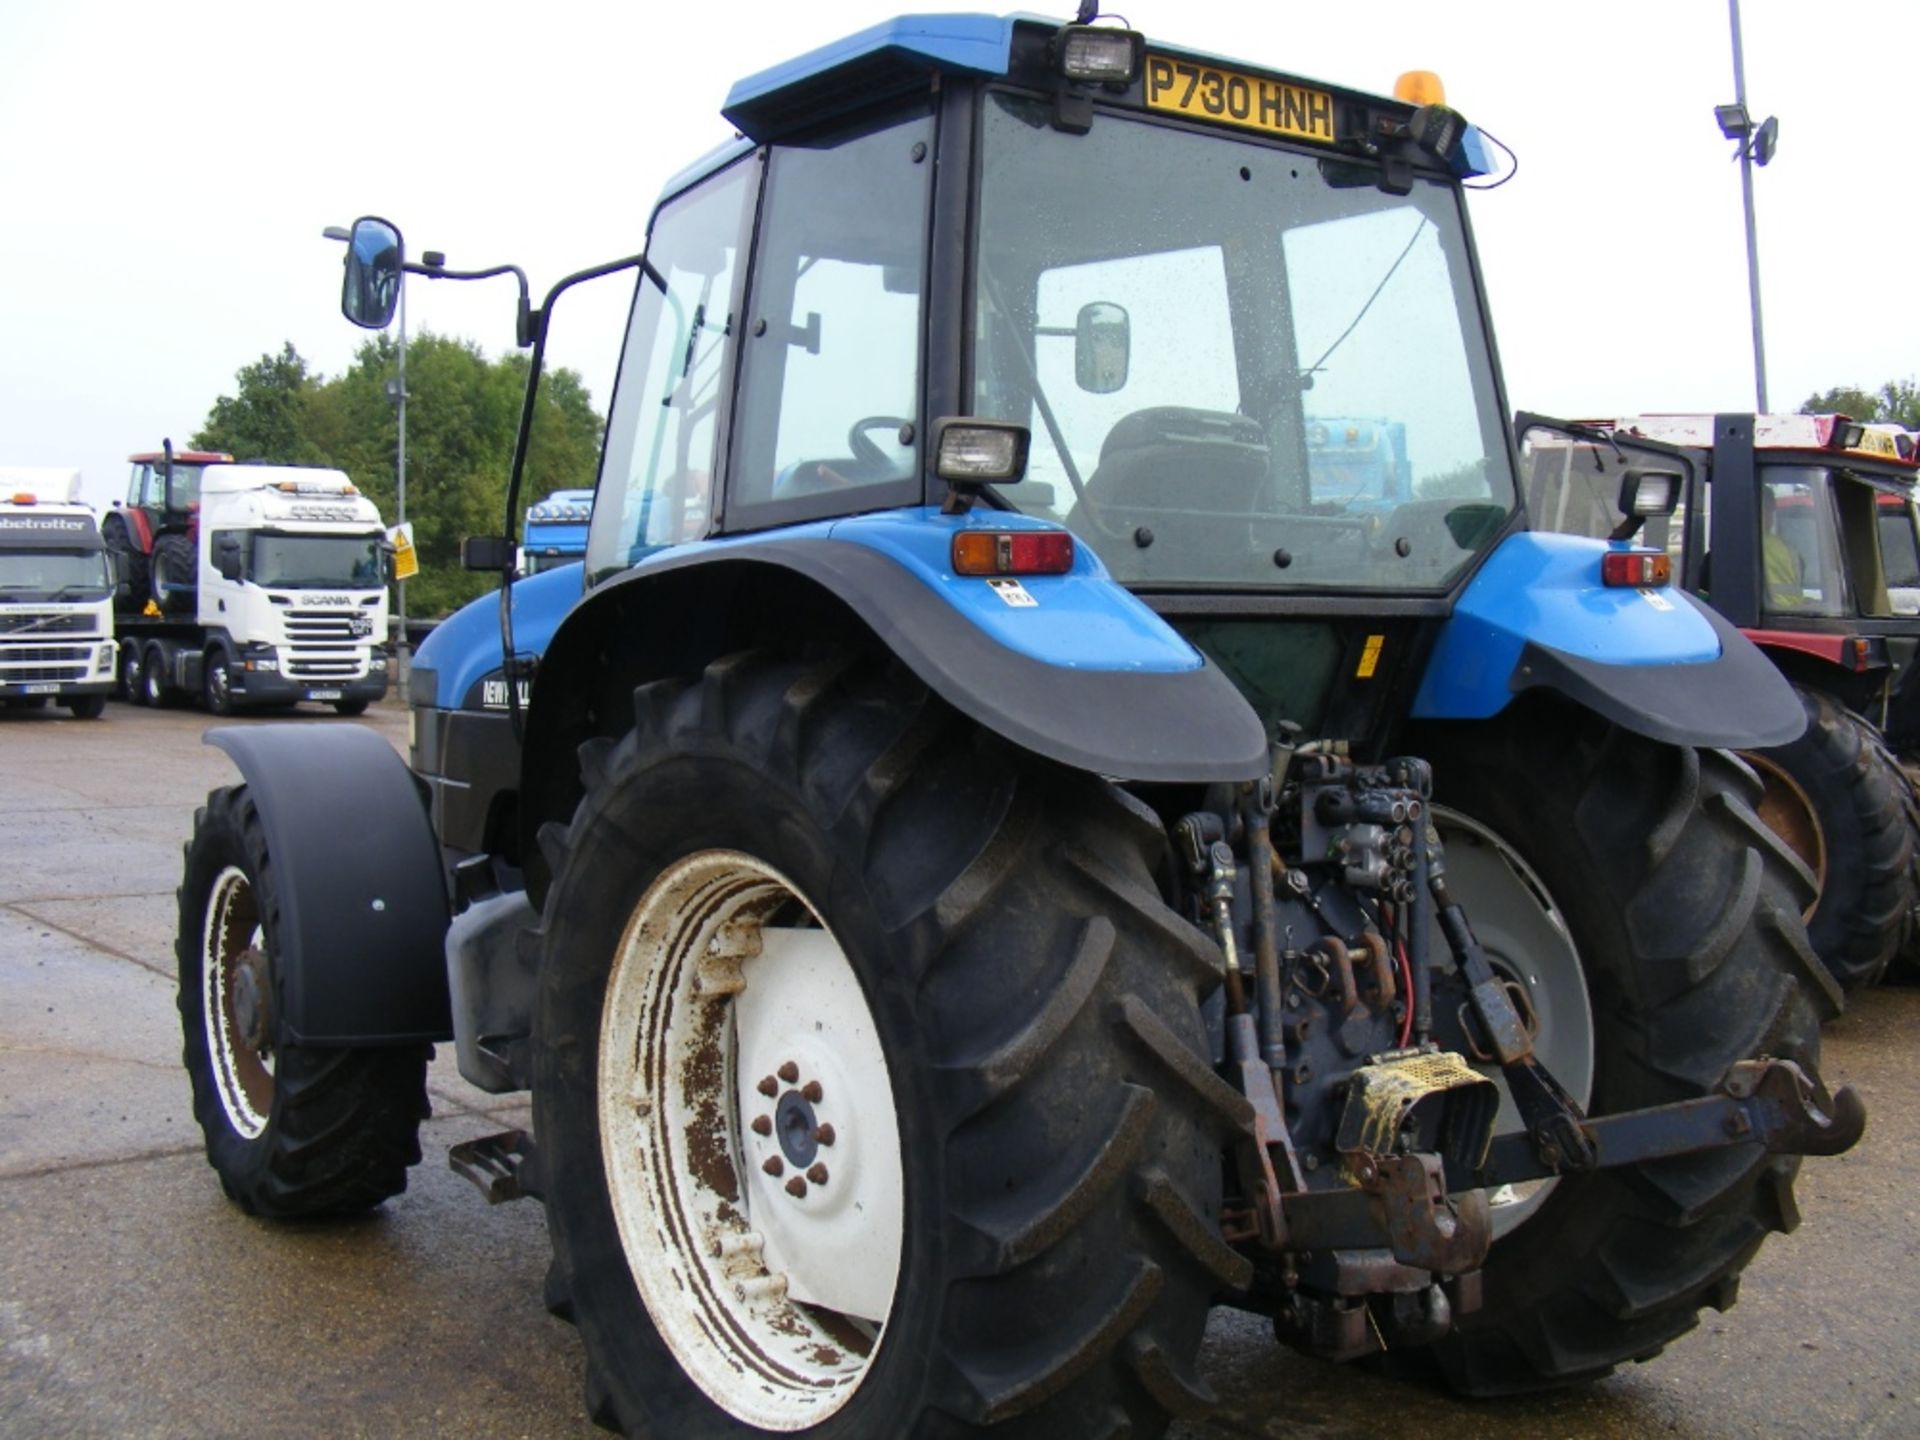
(1144, 55), (1335, 145)
(21, 682), (59, 695)
(307, 689), (343, 701)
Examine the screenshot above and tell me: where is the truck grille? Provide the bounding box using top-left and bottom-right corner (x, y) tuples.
(285, 609), (370, 680)
(0, 642), (92, 683)
(0, 612), (95, 636)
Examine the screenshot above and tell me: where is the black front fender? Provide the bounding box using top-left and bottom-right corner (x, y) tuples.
(207, 724), (452, 1046)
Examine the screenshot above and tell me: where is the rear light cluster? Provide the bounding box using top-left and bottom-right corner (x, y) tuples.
(951, 530), (1075, 577)
(1600, 550), (1671, 588)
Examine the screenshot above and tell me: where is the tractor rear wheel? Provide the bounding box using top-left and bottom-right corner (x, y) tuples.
(533, 649), (1243, 1438)
(1392, 703), (1833, 1394)
(101, 511), (150, 609)
(152, 533), (197, 616)
(1744, 687), (1912, 992)
(176, 785), (430, 1216)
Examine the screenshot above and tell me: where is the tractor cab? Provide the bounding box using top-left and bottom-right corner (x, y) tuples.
(123, 447), (230, 536)
(568, 16), (1523, 754)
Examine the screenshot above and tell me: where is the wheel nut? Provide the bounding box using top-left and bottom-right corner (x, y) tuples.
(807, 1163), (829, 1186)
(814, 1123), (836, 1147)
(756, 1075), (779, 1097)
(751, 1115), (772, 1137)
(785, 1176), (808, 1198)
(761, 1155), (784, 1177)
(778, 1060), (800, 1083)
(801, 1080), (823, 1103)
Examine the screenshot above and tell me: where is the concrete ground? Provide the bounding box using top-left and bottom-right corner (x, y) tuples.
(0, 697), (1914, 1439)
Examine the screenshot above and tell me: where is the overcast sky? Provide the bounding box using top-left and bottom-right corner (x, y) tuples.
(4, 1), (1914, 510)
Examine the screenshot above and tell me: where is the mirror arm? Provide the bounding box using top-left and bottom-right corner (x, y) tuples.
(497, 250), (649, 742)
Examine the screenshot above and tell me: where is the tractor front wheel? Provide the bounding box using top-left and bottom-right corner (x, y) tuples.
(533, 650), (1243, 1438)
(176, 785), (430, 1216)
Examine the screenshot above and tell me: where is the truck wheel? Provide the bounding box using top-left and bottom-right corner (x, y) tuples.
(176, 785), (429, 1216)
(65, 695), (106, 720)
(332, 700), (369, 717)
(102, 512), (151, 609)
(141, 644), (173, 708)
(152, 533), (197, 616)
(120, 644), (146, 705)
(1744, 687), (1911, 992)
(1391, 704), (1832, 1394)
(533, 650), (1240, 1438)
(202, 649), (234, 716)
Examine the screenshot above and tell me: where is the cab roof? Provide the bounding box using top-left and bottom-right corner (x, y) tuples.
(1598, 414), (1920, 469)
(129, 450), (232, 465)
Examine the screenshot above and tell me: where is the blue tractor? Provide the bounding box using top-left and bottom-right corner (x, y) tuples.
(175, 15), (1863, 1437)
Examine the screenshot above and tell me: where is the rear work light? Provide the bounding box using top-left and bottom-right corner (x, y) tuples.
(1601, 550), (1671, 587)
(1055, 25), (1143, 84)
(952, 530), (1075, 577)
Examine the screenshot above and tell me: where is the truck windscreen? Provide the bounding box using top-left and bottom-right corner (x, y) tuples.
(0, 549), (111, 600)
(973, 91), (1514, 591)
(249, 534), (383, 588)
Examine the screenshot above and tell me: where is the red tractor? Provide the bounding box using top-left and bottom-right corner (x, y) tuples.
(1522, 411), (1920, 992)
(101, 440), (233, 614)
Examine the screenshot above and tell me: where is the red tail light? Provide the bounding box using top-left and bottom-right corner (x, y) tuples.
(1600, 550), (1671, 587)
(952, 530), (1075, 576)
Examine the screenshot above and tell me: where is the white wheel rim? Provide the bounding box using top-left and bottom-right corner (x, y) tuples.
(1432, 807), (1595, 1237)
(202, 865), (273, 1138)
(599, 850), (904, 1430)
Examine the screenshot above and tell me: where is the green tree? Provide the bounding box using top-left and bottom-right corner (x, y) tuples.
(1801, 379), (1920, 429)
(191, 342), (334, 465)
(194, 332), (605, 616)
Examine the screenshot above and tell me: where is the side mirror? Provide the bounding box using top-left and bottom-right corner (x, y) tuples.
(342, 216), (404, 330)
(106, 550), (131, 598)
(462, 535), (516, 573)
(1075, 302), (1130, 394)
(213, 536), (244, 581)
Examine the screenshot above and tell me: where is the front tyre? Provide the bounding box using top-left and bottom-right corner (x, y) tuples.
(176, 785), (430, 1216)
(1396, 703), (1833, 1394)
(65, 695), (106, 720)
(534, 651), (1244, 1438)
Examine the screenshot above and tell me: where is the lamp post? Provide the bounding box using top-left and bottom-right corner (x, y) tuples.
(1715, 0), (1779, 413)
(323, 223), (411, 702)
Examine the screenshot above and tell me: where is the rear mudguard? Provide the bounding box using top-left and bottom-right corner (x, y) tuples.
(205, 724), (452, 1046)
(1412, 531), (1804, 749)
(532, 508), (1269, 785)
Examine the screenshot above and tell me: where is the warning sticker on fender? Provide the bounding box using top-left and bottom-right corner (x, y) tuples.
(1639, 588), (1675, 611)
(987, 579), (1038, 608)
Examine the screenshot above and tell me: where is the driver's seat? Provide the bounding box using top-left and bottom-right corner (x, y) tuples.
(1068, 407), (1271, 578)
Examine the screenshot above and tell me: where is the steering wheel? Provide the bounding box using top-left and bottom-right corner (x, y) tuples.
(848, 416), (911, 475)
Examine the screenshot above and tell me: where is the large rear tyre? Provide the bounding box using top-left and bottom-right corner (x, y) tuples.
(533, 650), (1243, 1438)
(1744, 687), (1912, 992)
(1391, 705), (1833, 1394)
(176, 785), (430, 1217)
(101, 511), (151, 609)
(152, 533), (197, 616)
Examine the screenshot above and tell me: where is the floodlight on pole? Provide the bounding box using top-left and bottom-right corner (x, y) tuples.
(1719, 0), (1776, 412)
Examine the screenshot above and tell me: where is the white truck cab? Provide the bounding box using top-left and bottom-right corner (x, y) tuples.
(0, 470), (117, 719)
(120, 464), (391, 714)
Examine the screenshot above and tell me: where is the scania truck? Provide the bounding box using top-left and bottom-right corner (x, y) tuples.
(116, 458), (391, 715)
(0, 469), (115, 719)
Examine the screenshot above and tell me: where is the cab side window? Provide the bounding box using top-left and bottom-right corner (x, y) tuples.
(727, 109), (934, 524)
(586, 161), (755, 583)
